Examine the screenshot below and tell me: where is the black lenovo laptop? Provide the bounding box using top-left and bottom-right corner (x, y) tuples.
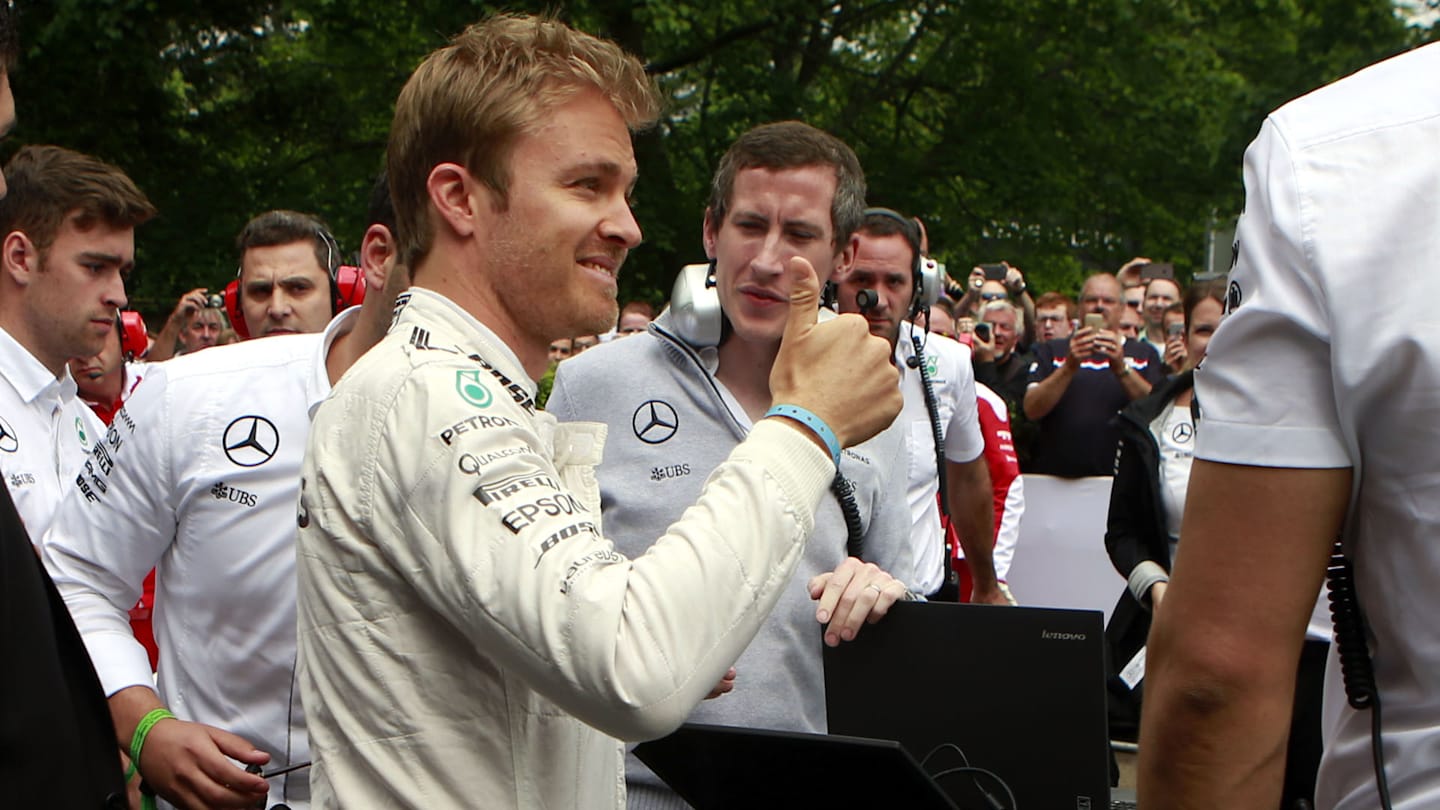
(633, 723), (959, 809)
(824, 601), (1111, 810)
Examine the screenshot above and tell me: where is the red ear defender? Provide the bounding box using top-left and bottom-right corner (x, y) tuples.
(333, 265), (366, 310)
(223, 279), (248, 340)
(118, 311), (149, 360)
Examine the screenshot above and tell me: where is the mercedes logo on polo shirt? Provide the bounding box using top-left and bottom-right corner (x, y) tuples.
(1172, 422), (1194, 443)
(0, 416), (16, 453)
(223, 415), (280, 467)
(632, 400), (679, 444)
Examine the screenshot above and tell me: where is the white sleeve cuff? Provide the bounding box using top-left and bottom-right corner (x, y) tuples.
(1196, 419), (1350, 469)
(1128, 561), (1170, 607)
(86, 630), (159, 698)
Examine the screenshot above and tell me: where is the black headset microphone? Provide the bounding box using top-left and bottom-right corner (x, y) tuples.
(854, 287), (919, 370)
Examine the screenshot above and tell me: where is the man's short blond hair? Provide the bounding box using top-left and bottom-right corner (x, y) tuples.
(389, 13), (660, 266)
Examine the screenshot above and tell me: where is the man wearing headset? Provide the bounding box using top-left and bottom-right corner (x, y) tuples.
(548, 121), (913, 808)
(43, 177), (403, 810)
(228, 209), (347, 339)
(147, 211), (354, 364)
(830, 208), (1008, 604)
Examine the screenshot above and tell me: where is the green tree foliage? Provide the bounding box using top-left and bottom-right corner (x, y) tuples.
(7, 0), (1427, 317)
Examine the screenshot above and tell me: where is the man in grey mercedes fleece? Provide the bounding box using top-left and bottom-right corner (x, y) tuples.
(548, 120), (914, 809)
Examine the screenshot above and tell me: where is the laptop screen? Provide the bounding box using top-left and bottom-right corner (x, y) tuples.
(634, 723), (959, 810)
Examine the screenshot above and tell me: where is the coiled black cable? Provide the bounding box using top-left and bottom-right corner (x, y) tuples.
(831, 472), (864, 560)
(909, 329), (953, 588)
(1325, 539), (1392, 810)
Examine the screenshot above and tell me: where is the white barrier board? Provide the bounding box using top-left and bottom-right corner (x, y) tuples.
(1005, 474), (1126, 622)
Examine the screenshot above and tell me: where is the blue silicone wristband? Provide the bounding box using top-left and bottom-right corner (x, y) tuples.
(765, 404), (841, 468)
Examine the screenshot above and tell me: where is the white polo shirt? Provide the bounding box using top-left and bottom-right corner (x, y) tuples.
(43, 310), (355, 810)
(896, 321), (985, 594)
(0, 325), (106, 540)
(1195, 42), (1440, 810)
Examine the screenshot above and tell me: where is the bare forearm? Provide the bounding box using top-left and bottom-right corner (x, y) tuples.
(945, 457), (998, 594)
(1138, 461), (1349, 807)
(149, 319), (183, 362)
(110, 684), (166, 747)
(1117, 368), (1153, 400)
(1019, 293), (1036, 346)
(1023, 367), (1073, 420)
(1139, 642), (1296, 808)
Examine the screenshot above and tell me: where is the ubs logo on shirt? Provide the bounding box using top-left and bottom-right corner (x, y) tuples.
(211, 481), (258, 508)
(650, 464), (690, 482)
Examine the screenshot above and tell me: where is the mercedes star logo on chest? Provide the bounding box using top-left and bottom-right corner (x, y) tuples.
(632, 400), (679, 444)
(223, 415), (280, 467)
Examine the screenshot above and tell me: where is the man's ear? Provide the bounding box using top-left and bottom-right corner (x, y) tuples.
(2, 231), (37, 287)
(701, 207), (718, 260)
(359, 223), (395, 292)
(426, 162), (493, 243)
(829, 231), (860, 282)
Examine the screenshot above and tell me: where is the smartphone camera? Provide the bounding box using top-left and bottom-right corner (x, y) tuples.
(205, 293), (225, 309)
(1166, 321), (1185, 338)
(980, 263), (1007, 282)
(975, 322), (992, 342)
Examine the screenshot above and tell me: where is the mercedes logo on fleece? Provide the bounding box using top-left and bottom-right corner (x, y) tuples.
(632, 400), (679, 445)
(223, 415), (280, 467)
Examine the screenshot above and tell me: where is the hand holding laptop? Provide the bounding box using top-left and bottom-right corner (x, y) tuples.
(810, 557), (907, 647)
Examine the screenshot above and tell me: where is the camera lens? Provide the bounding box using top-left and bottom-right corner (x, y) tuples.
(205, 293), (224, 309)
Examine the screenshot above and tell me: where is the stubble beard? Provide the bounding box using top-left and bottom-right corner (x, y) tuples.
(490, 229), (620, 348)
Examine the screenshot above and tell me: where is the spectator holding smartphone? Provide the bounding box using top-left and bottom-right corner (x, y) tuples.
(1022, 273), (1163, 476)
(957, 261), (1036, 347)
(1138, 263), (1182, 350)
(974, 299), (1033, 426)
(1161, 302), (1188, 374)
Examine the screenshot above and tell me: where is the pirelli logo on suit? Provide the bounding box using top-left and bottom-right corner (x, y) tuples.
(473, 473), (560, 506)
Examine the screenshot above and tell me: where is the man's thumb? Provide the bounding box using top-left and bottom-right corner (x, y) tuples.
(785, 256), (821, 337)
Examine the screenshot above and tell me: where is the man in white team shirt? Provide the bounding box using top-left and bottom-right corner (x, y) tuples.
(1140, 42), (1440, 809)
(0, 145), (155, 539)
(44, 176), (403, 810)
(832, 207), (1005, 602)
